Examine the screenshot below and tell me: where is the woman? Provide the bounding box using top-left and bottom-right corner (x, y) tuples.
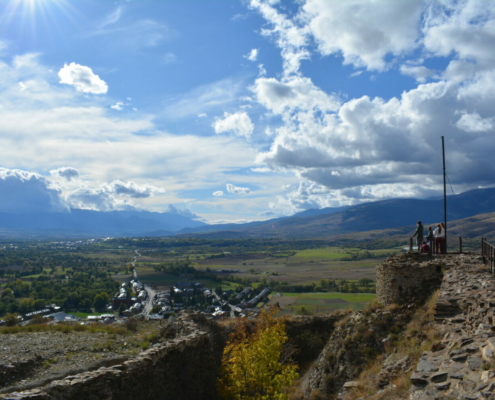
(434, 224), (445, 254)
(426, 227), (434, 254)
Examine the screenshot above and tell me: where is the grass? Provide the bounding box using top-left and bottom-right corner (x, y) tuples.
(293, 247), (349, 260)
(271, 292), (376, 315)
(282, 292), (376, 302)
(347, 290), (440, 400)
(0, 322), (131, 335)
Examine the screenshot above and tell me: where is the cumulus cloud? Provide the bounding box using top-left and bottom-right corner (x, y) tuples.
(65, 187), (137, 211)
(226, 183), (251, 194)
(300, 0), (423, 71)
(213, 111), (254, 138)
(456, 113), (494, 133)
(252, 76), (340, 114)
(0, 168), (68, 213)
(50, 167), (80, 182)
(245, 0), (495, 208)
(111, 102), (124, 110)
(400, 65), (435, 82)
(213, 191), (224, 197)
(249, 0), (310, 75)
(244, 48), (259, 61)
(102, 179), (165, 198)
(58, 62), (108, 94)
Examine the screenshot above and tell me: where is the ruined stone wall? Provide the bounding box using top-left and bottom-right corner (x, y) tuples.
(0, 315), (223, 400)
(376, 252), (445, 306)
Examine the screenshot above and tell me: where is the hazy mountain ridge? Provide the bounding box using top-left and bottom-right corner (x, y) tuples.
(0, 187), (495, 239)
(178, 187), (495, 239)
(0, 209), (206, 237)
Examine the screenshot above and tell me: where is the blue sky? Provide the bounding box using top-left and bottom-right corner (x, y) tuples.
(1, 0), (495, 223)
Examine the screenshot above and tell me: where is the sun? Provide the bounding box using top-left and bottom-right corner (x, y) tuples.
(2, 0), (78, 38)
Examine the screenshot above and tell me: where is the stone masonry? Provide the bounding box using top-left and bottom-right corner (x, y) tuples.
(409, 253), (495, 400)
(376, 252), (445, 306)
(0, 315), (222, 400)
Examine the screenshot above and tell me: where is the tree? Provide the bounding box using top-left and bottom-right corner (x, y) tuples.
(93, 292), (110, 311)
(217, 309), (298, 400)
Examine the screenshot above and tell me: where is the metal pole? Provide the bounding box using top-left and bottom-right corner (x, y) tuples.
(459, 237), (462, 254)
(442, 136), (447, 253)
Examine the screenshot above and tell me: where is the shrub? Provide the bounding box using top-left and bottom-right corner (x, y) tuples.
(217, 309), (298, 400)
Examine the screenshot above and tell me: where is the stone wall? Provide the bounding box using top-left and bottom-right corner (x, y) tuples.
(376, 252), (445, 306)
(0, 315), (223, 400)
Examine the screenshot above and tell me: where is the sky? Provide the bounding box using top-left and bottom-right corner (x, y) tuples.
(1, 0), (495, 224)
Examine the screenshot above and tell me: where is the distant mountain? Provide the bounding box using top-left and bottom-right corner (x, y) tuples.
(290, 206), (351, 218)
(0, 209), (206, 238)
(2, 187), (495, 240)
(178, 187), (495, 239)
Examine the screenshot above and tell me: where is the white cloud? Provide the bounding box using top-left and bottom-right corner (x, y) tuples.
(0, 55), (258, 216)
(167, 204), (201, 220)
(226, 183), (251, 194)
(58, 62), (108, 94)
(400, 65), (434, 82)
(456, 112), (494, 133)
(50, 167), (80, 182)
(99, 6), (122, 30)
(213, 111), (254, 138)
(92, 16), (175, 50)
(102, 179), (165, 198)
(111, 102), (124, 110)
(244, 48), (259, 61)
(301, 0), (423, 71)
(198, 113), (207, 118)
(252, 76), (340, 114)
(65, 187), (137, 211)
(249, 0), (310, 75)
(246, 0), (495, 207)
(0, 39), (8, 54)
(213, 191), (224, 197)
(163, 77), (245, 119)
(163, 53), (177, 64)
(0, 168), (68, 213)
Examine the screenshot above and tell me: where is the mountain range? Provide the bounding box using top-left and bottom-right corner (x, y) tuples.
(1, 187), (495, 239)
(175, 187), (495, 239)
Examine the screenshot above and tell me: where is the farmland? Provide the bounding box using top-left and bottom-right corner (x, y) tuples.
(0, 237), (404, 317)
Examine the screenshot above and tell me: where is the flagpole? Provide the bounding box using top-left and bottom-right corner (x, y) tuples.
(442, 136), (447, 253)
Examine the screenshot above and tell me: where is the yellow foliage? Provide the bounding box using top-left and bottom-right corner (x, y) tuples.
(218, 310), (299, 400)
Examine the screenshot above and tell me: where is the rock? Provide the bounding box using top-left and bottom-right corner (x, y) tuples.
(343, 381), (360, 389)
(481, 370), (495, 383)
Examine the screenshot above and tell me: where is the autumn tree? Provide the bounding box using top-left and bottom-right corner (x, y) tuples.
(217, 309), (298, 400)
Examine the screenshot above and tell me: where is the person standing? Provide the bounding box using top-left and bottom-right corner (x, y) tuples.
(426, 226), (434, 255)
(434, 224), (445, 254)
(411, 221), (424, 253)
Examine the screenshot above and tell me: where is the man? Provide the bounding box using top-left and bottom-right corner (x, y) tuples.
(421, 241), (430, 254)
(411, 221), (424, 253)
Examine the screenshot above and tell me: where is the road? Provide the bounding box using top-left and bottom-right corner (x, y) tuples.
(131, 249), (155, 315)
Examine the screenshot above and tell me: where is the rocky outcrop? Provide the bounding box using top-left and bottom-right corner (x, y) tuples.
(300, 305), (413, 399)
(409, 254), (495, 400)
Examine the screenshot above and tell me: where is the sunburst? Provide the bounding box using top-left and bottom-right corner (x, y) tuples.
(1, 0), (81, 39)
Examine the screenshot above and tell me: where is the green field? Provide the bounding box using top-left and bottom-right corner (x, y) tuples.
(292, 247), (350, 260)
(269, 291), (376, 315)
